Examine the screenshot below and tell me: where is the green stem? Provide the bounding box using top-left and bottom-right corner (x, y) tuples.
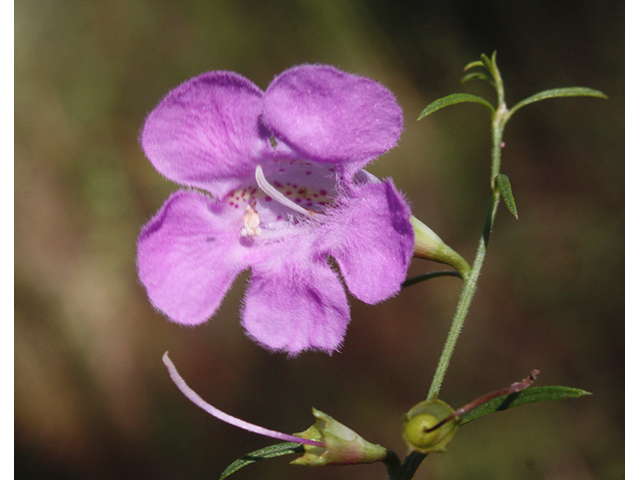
(426, 63), (508, 401)
(426, 196), (496, 400)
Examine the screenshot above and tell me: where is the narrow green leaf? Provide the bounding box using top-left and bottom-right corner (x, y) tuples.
(460, 72), (494, 85)
(220, 442), (304, 479)
(480, 53), (493, 71)
(463, 60), (485, 71)
(509, 87), (607, 117)
(495, 174), (518, 219)
(418, 94), (495, 120)
(402, 270), (463, 289)
(459, 386), (591, 427)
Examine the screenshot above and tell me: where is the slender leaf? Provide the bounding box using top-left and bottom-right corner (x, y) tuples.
(459, 386), (591, 427)
(460, 72), (494, 85)
(463, 60), (485, 71)
(220, 442), (304, 479)
(509, 87), (607, 117)
(495, 174), (518, 219)
(402, 270), (463, 289)
(480, 53), (494, 73)
(418, 93), (495, 120)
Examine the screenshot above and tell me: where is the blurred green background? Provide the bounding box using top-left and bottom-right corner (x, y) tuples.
(15, 0), (623, 479)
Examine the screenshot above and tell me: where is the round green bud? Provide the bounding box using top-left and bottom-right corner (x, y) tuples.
(403, 413), (441, 449)
(402, 399), (459, 454)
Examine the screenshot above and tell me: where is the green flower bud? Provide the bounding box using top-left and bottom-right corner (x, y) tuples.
(411, 216), (470, 279)
(402, 399), (459, 453)
(291, 408), (389, 466)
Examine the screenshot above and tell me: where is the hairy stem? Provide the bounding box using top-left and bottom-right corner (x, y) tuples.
(426, 62), (508, 401)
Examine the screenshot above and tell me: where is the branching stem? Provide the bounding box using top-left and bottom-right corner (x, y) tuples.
(426, 54), (508, 402)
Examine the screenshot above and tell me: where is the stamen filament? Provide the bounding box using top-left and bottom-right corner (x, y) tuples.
(255, 165), (313, 216)
(162, 352), (324, 447)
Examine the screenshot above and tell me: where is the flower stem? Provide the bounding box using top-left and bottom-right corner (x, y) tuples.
(426, 60), (509, 401)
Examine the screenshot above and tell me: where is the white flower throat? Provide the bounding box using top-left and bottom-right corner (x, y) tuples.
(233, 165), (333, 238)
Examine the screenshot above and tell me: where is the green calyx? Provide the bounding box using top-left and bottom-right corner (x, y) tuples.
(291, 408), (389, 467)
(411, 216), (470, 279)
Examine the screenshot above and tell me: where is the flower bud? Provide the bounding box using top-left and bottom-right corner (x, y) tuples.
(291, 408), (389, 466)
(402, 399), (459, 453)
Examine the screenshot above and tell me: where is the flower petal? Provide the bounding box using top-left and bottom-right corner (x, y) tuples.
(137, 190), (249, 325)
(141, 72), (267, 197)
(320, 180), (414, 304)
(263, 65), (403, 173)
(241, 253), (350, 355)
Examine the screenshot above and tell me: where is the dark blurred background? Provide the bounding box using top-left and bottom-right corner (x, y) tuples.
(15, 0), (623, 479)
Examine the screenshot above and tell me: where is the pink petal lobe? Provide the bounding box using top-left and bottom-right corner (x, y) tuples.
(320, 180), (414, 304)
(263, 65), (403, 172)
(241, 252), (350, 355)
(141, 72), (266, 197)
(138, 190), (249, 325)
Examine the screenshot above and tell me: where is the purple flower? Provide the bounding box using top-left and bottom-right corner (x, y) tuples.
(137, 65), (414, 355)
